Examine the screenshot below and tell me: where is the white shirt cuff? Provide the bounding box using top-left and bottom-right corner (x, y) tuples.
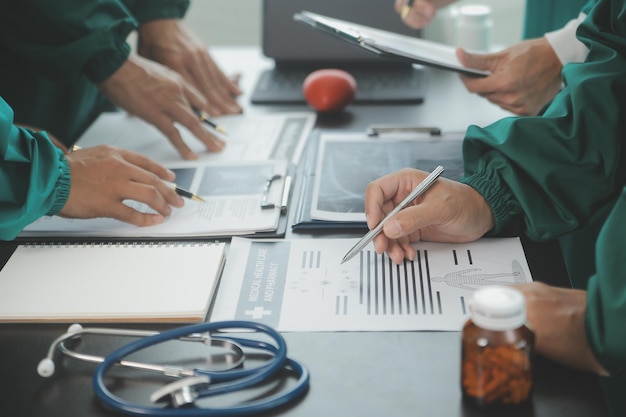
(544, 13), (589, 65)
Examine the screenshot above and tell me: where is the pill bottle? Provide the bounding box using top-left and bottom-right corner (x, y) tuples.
(461, 286), (535, 410)
(456, 4), (493, 52)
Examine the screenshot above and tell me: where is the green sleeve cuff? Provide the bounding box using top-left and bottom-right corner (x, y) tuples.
(84, 34), (133, 84)
(461, 169), (519, 236)
(47, 153), (71, 216)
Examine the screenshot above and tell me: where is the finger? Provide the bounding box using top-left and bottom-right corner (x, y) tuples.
(149, 113), (198, 160)
(168, 103), (226, 153)
(118, 150), (176, 182)
(398, 1), (436, 28)
(197, 53), (243, 114)
(115, 163), (184, 209)
(108, 201), (167, 227)
(121, 180), (178, 218)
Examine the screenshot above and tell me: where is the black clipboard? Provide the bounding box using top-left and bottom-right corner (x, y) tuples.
(294, 11), (489, 77)
(291, 129), (466, 232)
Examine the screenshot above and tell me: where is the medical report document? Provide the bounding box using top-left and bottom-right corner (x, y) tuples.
(211, 237), (533, 331)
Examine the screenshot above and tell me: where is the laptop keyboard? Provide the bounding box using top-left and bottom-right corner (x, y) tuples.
(251, 66), (424, 104)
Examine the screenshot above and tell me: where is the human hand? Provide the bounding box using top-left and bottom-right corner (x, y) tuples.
(137, 19), (242, 116)
(364, 168), (494, 264)
(59, 145), (184, 226)
(515, 282), (608, 376)
(394, 0), (457, 29)
(98, 54), (225, 160)
(457, 38), (563, 115)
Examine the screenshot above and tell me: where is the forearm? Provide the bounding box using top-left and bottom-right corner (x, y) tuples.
(0, 101), (70, 240)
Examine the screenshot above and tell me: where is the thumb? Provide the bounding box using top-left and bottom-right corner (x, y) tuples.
(456, 48), (495, 71)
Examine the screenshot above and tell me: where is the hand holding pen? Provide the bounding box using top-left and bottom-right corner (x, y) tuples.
(71, 146), (204, 203)
(396, 0), (439, 29)
(342, 166), (443, 264)
(360, 166), (496, 264)
(61, 145), (186, 227)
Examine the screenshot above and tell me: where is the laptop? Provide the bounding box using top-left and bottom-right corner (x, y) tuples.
(251, 0), (426, 105)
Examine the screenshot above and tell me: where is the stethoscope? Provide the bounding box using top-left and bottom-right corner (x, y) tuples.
(38, 320), (310, 416)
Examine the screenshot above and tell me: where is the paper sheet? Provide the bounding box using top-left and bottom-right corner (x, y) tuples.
(21, 160), (288, 238)
(211, 237), (533, 331)
(76, 111), (316, 165)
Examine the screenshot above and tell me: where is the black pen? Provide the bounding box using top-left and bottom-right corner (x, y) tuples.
(401, 0), (415, 19)
(170, 184), (206, 203)
(192, 108), (228, 135)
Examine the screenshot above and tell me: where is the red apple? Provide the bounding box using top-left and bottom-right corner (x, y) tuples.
(302, 69), (357, 112)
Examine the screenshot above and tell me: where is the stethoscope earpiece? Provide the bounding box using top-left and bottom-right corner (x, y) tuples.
(37, 357), (56, 378)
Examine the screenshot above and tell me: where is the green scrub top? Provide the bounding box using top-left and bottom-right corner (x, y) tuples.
(523, 0), (594, 39)
(460, 0), (626, 411)
(0, 0), (190, 146)
(586, 187), (626, 417)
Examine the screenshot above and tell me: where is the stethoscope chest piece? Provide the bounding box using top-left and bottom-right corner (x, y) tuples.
(150, 375), (211, 408)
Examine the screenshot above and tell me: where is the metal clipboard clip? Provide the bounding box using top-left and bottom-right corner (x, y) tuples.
(366, 124), (442, 137)
(260, 174), (292, 214)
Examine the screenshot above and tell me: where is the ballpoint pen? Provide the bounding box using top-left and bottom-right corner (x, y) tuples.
(170, 184), (206, 203)
(340, 165), (444, 264)
(72, 145), (205, 203)
(401, 0), (415, 19)
(192, 108), (228, 135)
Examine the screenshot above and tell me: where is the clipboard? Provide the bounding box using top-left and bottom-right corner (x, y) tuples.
(291, 129), (465, 232)
(294, 11), (489, 77)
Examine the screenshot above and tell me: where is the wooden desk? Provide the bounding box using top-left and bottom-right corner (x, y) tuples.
(0, 47), (609, 417)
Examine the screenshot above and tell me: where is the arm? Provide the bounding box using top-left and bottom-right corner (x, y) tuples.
(0, 99), (70, 240)
(584, 186), (626, 414)
(123, 0), (242, 115)
(461, 0), (626, 242)
(0, 98), (184, 241)
(365, 0), (626, 264)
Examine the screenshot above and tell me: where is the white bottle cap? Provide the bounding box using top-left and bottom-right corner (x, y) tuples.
(469, 286), (526, 331)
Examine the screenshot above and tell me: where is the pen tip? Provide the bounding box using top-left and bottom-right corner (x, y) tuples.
(216, 126), (228, 135)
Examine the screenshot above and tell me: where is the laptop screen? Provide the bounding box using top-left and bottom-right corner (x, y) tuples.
(262, 0), (421, 65)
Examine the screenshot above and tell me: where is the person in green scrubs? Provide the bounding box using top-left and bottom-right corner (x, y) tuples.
(0, 97), (185, 241)
(371, 0), (625, 414)
(395, 0), (597, 115)
(0, 0), (242, 160)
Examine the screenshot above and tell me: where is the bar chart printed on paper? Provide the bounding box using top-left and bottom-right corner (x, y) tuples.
(211, 237), (532, 331)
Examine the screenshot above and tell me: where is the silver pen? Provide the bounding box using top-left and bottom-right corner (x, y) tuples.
(340, 165), (445, 264)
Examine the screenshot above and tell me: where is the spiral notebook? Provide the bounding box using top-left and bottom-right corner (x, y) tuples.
(0, 241), (226, 323)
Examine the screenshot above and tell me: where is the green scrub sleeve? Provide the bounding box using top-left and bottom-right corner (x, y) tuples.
(0, 98), (70, 241)
(122, 0), (191, 23)
(460, 0), (626, 242)
(585, 187), (626, 417)
(0, 1), (137, 84)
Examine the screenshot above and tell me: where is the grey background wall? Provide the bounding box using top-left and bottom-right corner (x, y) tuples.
(183, 1), (526, 48)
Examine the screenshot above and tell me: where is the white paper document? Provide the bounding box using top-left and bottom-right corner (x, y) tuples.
(211, 237), (533, 332)
(21, 160), (288, 238)
(76, 111), (316, 165)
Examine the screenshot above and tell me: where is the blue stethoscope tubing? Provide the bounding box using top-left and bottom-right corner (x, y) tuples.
(92, 320), (310, 416)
